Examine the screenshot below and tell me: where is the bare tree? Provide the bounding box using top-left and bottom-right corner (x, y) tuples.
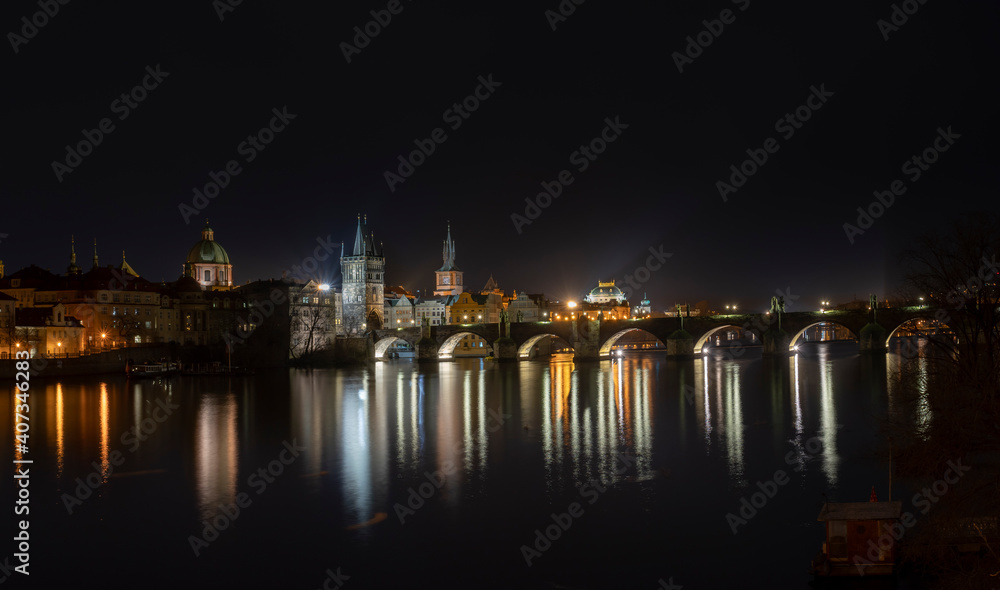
(290, 305), (337, 358)
(887, 212), (1000, 587)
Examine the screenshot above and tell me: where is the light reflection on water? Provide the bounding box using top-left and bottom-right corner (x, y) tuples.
(18, 342), (943, 587)
(195, 391), (239, 521)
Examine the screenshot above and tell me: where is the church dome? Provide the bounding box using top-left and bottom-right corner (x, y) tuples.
(186, 221), (231, 264)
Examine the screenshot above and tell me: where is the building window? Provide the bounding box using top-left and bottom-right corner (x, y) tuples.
(204, 270), (211, 282)
(113, 294), (120, 303)
(312, 297), (319, 304)
(220, 270), (226, 282)
(145, 295), (151, 303)
(302, 297), (309, 304)
(100, 293), (108, 301)
(124, 294), (130, 303)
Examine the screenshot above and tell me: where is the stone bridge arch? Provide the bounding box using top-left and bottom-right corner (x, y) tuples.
(693, 324), (761, 354)
(598, 328), (665, 357)
(374, 335), (415, 359)
(787, 321), (859, 350)
(517, 333), (574, 359)
(438, 330), (495, 359)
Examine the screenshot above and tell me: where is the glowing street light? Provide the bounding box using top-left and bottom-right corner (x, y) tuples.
(319, 283), (330, 291)
(567, 301), (577, 309)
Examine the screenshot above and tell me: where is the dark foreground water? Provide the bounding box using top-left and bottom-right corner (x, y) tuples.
(1, 342), (931, 589)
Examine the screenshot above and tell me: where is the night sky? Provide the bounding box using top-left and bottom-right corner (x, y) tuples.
(3, 1), (998, 312)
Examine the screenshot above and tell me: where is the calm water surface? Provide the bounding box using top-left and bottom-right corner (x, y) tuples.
(2, 342), (930, 589)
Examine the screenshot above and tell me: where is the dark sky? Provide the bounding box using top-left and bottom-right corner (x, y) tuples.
(2, 0), (997, 312)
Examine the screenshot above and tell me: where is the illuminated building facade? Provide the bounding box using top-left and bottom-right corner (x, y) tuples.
(183, 220), (234, 290)
(340, 215), (385, 333)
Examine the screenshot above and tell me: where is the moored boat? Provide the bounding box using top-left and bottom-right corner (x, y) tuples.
(126, 360), (180, 379)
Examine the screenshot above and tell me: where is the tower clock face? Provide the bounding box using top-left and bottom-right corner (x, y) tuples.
(442, 276), (449, 284)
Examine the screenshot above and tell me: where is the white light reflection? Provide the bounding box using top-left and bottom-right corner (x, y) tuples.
(817, 348), (839, 486)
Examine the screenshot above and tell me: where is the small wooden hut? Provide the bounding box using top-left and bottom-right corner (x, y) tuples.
(810, 500), (902, 577)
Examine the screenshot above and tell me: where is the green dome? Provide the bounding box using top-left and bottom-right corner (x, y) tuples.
(186, 239), (230, 264)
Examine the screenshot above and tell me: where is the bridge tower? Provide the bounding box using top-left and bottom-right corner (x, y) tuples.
(434, 222), (463, 296)
(340, 215), (385, 333)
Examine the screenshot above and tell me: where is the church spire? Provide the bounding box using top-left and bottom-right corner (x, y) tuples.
(67, 235), (81, 275)
(438, 221), (460, 271)
(352, 213), (364, 255)
(92, 238), (99, 269)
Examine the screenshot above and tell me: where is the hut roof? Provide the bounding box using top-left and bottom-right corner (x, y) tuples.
(818, 501), (902, 521)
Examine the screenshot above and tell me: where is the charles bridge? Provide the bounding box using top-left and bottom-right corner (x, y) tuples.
(372, 306), (947, 362)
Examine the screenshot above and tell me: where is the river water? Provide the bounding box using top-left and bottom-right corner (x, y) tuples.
(2, 341), (930, 589)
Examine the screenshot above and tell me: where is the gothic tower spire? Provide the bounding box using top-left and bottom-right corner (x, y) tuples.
(67, 235), (81, 275)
